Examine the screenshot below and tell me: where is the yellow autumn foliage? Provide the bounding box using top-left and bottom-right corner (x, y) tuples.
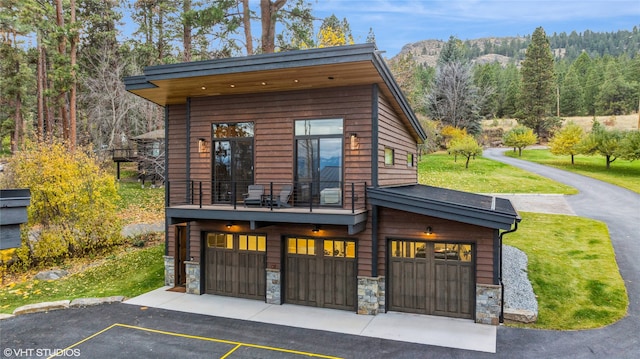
(3, 140), (123, 268)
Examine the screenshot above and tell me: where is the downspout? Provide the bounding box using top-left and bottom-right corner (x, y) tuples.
(499, 218), (520, 323)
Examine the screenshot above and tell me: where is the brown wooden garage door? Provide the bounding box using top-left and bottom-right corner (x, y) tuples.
(389, 240), (474, 319)
(285, 237), (356, 310)
(205, 233), (266, 300)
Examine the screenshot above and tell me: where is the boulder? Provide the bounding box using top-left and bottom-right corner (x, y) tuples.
(70, 296), (125, 308)
(504, 308), (538, 323)
(13, 300), (70, 315)
(34, 269), (68, 281)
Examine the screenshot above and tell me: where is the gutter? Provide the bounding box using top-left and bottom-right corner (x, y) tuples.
(499, 218), (521, 323)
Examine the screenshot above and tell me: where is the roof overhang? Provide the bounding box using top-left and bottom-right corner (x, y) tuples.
(367, 185), (521, 230)
(124, 44), (426, 142)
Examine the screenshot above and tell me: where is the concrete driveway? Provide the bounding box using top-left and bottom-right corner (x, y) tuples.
(485, 147), (640, 358)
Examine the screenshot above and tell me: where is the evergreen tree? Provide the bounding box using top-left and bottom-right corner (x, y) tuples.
(438, 35), (464, 65)
(518, 27), (556, 138)
(596, 60), (636, 115)
(560, 68), (585, 116)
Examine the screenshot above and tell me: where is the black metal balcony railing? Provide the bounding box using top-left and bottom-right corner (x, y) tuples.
(167, 180), (367, 213)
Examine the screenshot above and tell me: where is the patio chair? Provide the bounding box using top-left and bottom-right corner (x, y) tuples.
(264, 184), (292, 208)
(243, 185), (264, 207)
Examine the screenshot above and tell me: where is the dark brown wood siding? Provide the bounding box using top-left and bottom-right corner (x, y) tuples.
(377, 95), (418, 186)
(377, 208), (495, 285)
(185, 86), (371, 191)
(167, 104), (188, 205)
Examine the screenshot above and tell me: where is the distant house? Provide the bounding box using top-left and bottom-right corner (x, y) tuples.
(125, 44), (520, 325)
(112, 129), (165, 185)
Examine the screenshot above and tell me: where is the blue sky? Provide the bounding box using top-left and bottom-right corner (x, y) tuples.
(312, 0), (640, 56)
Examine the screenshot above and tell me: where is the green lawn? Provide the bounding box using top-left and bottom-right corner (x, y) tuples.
(419, 152), (578, 194)
(504, 212), (627, 329)
(506, 149), (640, 194)
(0, 244), (164, 314)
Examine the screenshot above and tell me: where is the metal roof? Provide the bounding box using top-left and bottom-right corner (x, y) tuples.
(367, 184), (520, 230)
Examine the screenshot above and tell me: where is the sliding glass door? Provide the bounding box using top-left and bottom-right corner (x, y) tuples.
(212, 123), (254, 203)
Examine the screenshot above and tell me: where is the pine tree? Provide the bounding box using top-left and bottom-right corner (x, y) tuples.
(518, 27), (556, 138)
(560, 68), (585, 116)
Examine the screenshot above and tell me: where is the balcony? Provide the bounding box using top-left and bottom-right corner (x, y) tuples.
(166, 181), (369, 234)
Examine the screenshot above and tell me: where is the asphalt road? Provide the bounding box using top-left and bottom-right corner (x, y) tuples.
(1, 148), (638, 358)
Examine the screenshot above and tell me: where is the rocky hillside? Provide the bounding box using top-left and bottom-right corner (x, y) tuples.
(394, 37), (526, 67)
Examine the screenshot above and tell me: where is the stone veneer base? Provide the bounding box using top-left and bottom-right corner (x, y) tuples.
(476, 284), (501, 325)
(185, 261), (201, 295)
(163, 256), (174, 287)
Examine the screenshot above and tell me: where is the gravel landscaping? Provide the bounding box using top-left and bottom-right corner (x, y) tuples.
(503, 244), (538, 314)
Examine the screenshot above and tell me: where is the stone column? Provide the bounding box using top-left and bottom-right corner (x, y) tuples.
(163, 256), (174, 287)
(357, 276), (385, 315)
(266, 269), (281, 304)
(185, 261), (201, 295)
(476, 284), (501, 325)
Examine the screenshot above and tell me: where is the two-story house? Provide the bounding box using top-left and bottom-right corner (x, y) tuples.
(124, 44), (520, 325)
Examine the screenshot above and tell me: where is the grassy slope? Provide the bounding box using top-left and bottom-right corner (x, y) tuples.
(1, 244), (164, 314)
(504, 213), (627, 329)
(506, 149), (640, 194)
(419, 152), (578, 194)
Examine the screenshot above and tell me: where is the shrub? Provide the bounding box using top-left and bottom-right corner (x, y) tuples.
(3, 140), (123, 268)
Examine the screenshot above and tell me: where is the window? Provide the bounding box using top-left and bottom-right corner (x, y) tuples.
(287, 238), (316, 255)
(407, 153), (414, 167)
(384, 147), (394, 165)
(323, 240), (356, 258)
(295, 119), (343, 205)
(239, 235), (266, 252)
(207, 233), (233, 249)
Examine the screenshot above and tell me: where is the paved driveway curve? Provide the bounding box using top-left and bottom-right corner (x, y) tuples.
(484, 147), (640, 359)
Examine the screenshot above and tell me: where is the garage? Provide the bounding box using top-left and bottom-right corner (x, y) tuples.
(205, 232), (266, 300)
(389, 240), (474, 319)
(285, 237), (356, 310)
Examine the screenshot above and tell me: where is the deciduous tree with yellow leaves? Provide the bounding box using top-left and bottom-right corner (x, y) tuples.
(1, 140), (123, 269)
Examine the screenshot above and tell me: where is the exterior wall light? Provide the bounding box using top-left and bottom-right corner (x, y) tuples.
(424, 226), (433, 235)
(312, 225), (320, 233)
(226, 222), (233, 229)
(350, 133), (359, 150)
(198, 138), (208, 153)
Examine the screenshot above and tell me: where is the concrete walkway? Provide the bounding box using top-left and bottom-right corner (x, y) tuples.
(125, 286), (498, 353)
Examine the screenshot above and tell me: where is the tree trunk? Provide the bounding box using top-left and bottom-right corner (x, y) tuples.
(183, 0), (192, 61)
(37, 32), (45, 140)
(571, 154), (575, 165)
(260, 0), (287, 53)
(242, 0), (253, 55)
(465, 154), (471, 168)
(55, 0), (69, 142)
(69, 0), (77, 150)
(12, 91), (22, 153)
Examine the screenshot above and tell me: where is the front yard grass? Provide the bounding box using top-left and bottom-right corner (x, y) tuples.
(0, 243), (164, 314)
(505, 149), (640, 194)
(419, 152), (578, 194)
(504, 212), (628, 329)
